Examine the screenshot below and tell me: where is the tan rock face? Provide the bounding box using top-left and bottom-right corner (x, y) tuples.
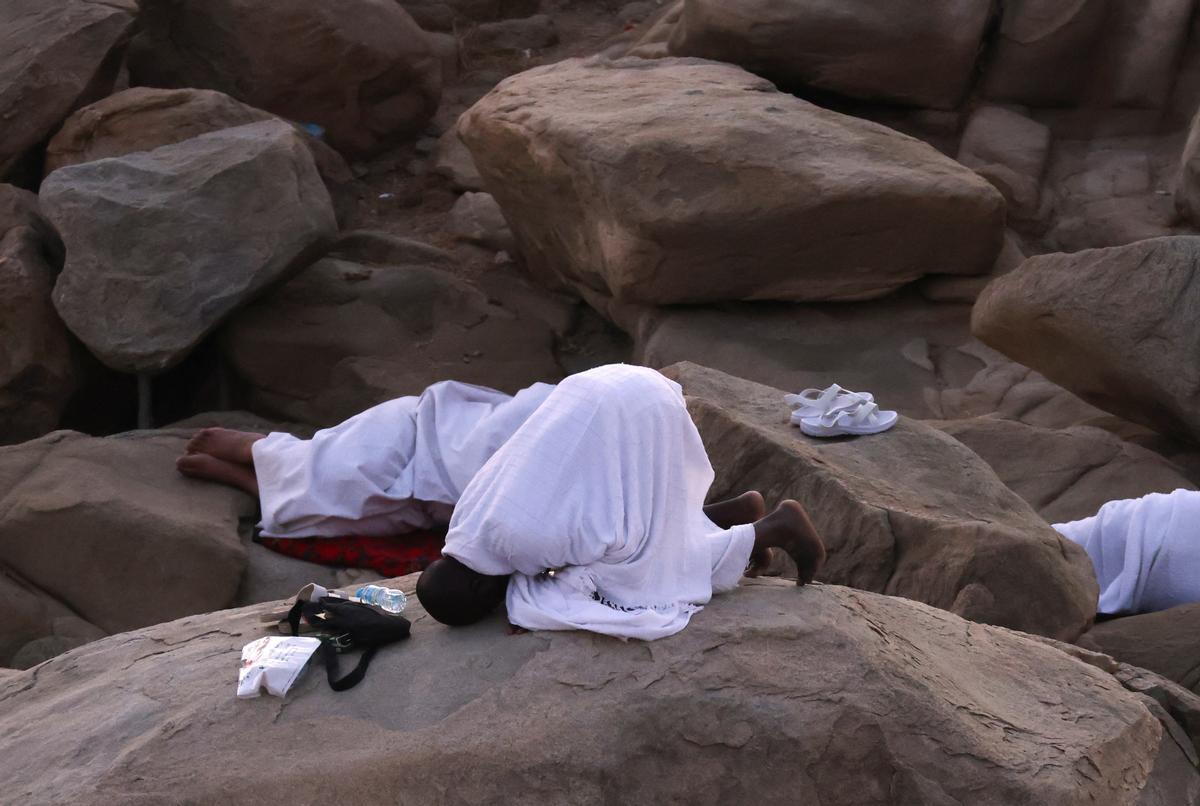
(459, 58), (1005, 306)
(0, 0), (136, 178)
(221, 232), (561, 426)
(127, 0), (442, 157)
(0, 430), (253, 637)
(0, 577), (1172, 805)
(667, 0), (992, 109)
(972, 237), (1200, 444)
(0, 187), (75, 445)
(663, 362), (1099, 641)
(42, 120), (338, 374)
(933, 418), (1197, 524)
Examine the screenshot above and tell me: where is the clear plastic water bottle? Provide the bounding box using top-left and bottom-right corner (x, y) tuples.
(355, 585), (407, 614)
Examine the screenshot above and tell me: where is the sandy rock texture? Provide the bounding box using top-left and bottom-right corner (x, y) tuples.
(460, 57), (1004, 306)
(667, 0), (993, 109)
(973, 236), (1200, 444)
(664, 362), (1099, 641)
(0, 0), (137, 179)
(42, 120), (338, 374)
(0, 186), (74, 446)
(128, 0), (442, 157)
(0, 576), (1187, 805)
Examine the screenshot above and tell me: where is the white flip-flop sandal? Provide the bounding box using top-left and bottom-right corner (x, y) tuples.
(799, 400), (898, 437)
(784, 384), (874, 423)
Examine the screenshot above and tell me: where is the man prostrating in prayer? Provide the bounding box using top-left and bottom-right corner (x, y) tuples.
(179, 364), (825, 640)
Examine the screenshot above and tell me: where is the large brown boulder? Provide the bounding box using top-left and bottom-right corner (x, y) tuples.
(42, 120), (337, 374)
(0, 0), (137, 179)
(222, 232), (561, 426)
(0, 186), (76, 445)
(459, 58), (1005, 306)
(127, 0), (441, 157)
(0, 576), (1187, 804)
(933, 418), (1197, 524)
(0, 430), (254, 639)
(43, 88), (356, 222)
(667, 0), (992, 109)
(663, 362), (1098, 641)
(973, 237), (1200, 444)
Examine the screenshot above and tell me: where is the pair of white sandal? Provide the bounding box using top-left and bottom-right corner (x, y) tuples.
(785, 383), (898, 437)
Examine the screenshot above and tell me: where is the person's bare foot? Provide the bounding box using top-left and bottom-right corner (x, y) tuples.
(704, 491), (766, 529)
(177, 454), (260, 497)
(749, 500), (826, 586)
(186, 427), (265, 465)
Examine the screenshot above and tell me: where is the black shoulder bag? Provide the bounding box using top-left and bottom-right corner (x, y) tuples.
(286, 596), (411, 691)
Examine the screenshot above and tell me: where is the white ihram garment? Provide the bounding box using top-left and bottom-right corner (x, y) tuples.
(1053, 488), (1200, 614)
(252, 380), (555, 538)
(443, 364), (756, 641)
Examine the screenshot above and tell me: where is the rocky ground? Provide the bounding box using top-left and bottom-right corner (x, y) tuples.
(4, 0), (1200, 802)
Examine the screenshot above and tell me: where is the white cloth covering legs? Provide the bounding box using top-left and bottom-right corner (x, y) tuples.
(253, 380), (555, 538)
(443, 364), (757, 641)
(1053, 488), (1200, 614)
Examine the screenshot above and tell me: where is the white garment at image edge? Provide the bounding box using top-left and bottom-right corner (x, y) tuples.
(252, 380), (556, 538)
(444, 364), (756, 641)
(1053, 488), (1200, 614)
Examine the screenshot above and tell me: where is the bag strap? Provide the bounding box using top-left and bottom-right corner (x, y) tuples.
(321, 641), (377, 692)
(286, 598), (305, 636)
(285, 597), (381, 691)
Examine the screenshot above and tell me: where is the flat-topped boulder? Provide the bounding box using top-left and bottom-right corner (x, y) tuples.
(42, 120), (337, 374)
(662, 362), (1098, 641)
(667, 0), (992, 109)
(0, 576), (1186, 804)
(973, 237), (1200, 445)
(459, 58), (1004, 306)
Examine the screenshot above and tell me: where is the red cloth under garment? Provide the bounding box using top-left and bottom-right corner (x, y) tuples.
(257, 529), (447, 579)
